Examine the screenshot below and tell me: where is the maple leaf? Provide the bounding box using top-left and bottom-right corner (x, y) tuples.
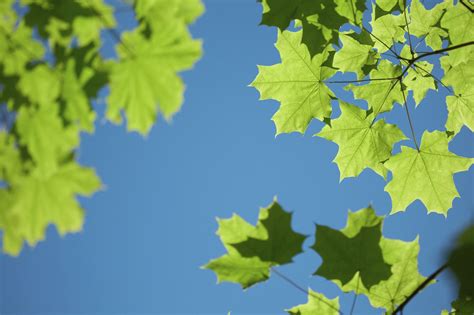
(312, 207), (392, 289)
(17, 64), (60, 107)
(440, 1), (474, 66)
(0, 21), (44, 76)
(317, 101), (406, 180)
(325, 207), (429, 313)
(369, 10), (405, 54)
(404, 60), (437, 106)
(258, 0), (365, 57)
(286, 289), (340, 315)
(441, 56), (474, 135)
(333, 32), (379, 79)
(251, 30), (336, 135)
(348, 60), (403, 116)
(203, 200), (305, 288)
(1, 161), (101, 254)
(231, 201), (307, 265)
(408, 0), (448, 50)
(107, 21), (202, 134)
(16, 103), (79, 176)
(23, 0), (116, 48)
(385, 131), (474, 215)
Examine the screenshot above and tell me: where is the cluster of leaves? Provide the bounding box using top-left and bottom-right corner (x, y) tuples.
(205, 200), (434, 314)
(0, 0), (204, 255)
(207, 0), (473, 313)
(252, 0), (473, 216)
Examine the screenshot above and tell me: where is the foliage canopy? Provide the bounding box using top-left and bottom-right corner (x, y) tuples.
(0, 0), (204, 255)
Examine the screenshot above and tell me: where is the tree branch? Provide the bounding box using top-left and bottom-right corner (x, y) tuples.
(413, 41), (474, 63)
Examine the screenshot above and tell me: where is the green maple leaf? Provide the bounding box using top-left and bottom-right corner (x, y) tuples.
(107, 21), (202, 134)
(0, 22), (44, 76)
(0, 132), (22, 183)
(370, 10), (405, 54)
(404, 60), (437, 106)
(134, 0), (204, 27)
(60, 56), (96, 133)
(441, 56), (474, 135)
(440, 1), (474, 66)
(16, 103), (79, 176)
(18, 64), (60, 107)
(343, 237), (428, 313)
(349, 60), (403, 116)
(312, 207), (392, 289)
(251, 30), (336, 135)
(203, 212), (272, 289)
(22, 0), (116, 48)
(326, 207), (429, 313)
(2, 161), (100, 254)
(385, 131), (474, 215)
(376, 0), (403, 13)
(333, 32), (379, 79)
(203, 200), (305, 289)
(317, 101), (406, 180)
(258, 0), (302, 30)
(204, 254), (272, 290)
(258, 0), (365, 56)
(231, 201), (306, 265)
(286, 289), (340, 315)
(408, 0), (448, 50)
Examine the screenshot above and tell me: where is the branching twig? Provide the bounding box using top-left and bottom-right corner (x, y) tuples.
(394, 263), (449, 314)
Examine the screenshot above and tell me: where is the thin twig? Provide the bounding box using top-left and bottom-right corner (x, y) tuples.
(394, 263), (449, 314)
(271, 268), (343, 315)
(460, 0), (474, 12)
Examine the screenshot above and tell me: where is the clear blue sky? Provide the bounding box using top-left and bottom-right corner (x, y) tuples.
(1, 0), (473, 314)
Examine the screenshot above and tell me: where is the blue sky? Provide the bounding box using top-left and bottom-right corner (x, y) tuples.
(1, 0), (473, 314)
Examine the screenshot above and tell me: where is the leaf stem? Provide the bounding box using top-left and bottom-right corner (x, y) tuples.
(394, 263), (449, 314)
(400, 80), (420, 151)
(324, 77), (398, 84)
(349, 275), (360, 315)
(402, 0), (414, 57)
(271, 268), (343, 315)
